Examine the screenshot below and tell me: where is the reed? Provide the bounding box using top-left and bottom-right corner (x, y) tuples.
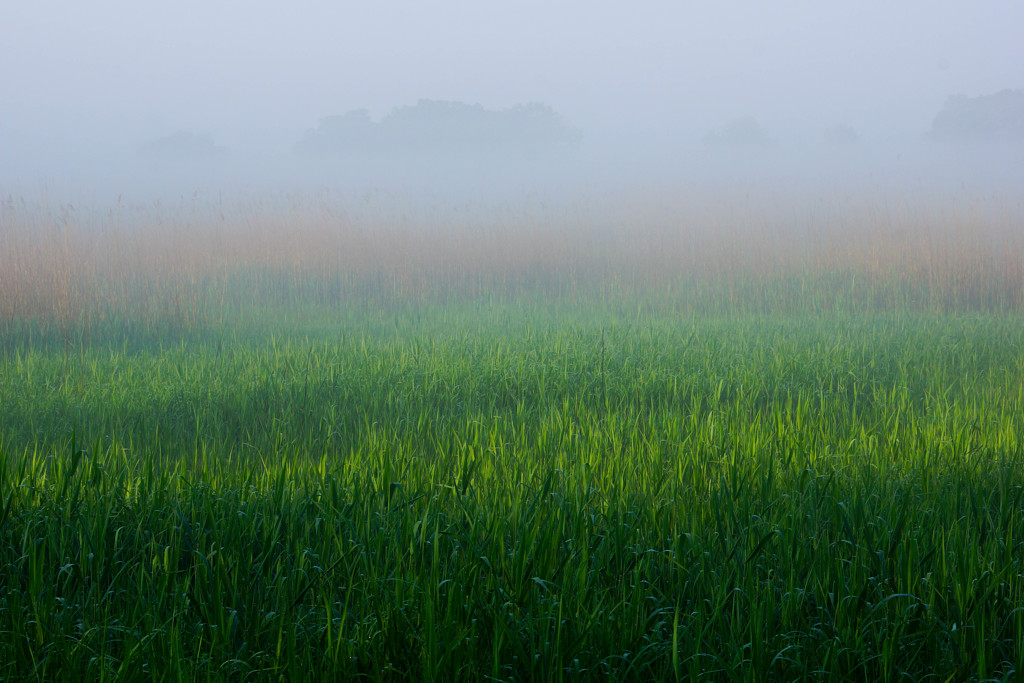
(2, 188), (1022, 348)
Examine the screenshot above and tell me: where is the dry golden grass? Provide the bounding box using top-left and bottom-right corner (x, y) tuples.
(2, 187), (1022, 343)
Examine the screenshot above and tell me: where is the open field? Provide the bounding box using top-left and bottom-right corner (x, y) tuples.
(2, 189), (1024, 680)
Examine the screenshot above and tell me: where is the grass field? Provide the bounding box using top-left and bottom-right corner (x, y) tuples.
(2, 189), (1024, 680)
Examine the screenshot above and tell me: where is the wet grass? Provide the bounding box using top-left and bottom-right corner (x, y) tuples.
(3, 189), (1024, 678)
(3, 302), (1024, 680)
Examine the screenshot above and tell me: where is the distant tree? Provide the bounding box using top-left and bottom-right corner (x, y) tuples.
(823, 124), (859, 146)
(295, 100), (581, 157)
(381, 100), (494, 153)
(503, 102), (584, 151)
(929, 89), (1024, 142)
(703, 116), (773, 148)
(294, 109), (377, 155)
(139, 131), (226, 159)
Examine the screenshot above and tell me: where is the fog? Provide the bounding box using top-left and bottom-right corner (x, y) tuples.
(4, 0), (1023, 204)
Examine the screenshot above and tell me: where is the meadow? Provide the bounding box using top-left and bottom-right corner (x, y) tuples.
(1, 187), (1024, 680)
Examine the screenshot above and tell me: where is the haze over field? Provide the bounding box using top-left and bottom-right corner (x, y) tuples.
(8, 4), (1024, 679)
(3, 0), (1023, 202)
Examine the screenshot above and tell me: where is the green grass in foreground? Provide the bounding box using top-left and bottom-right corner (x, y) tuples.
(2, 304), (1024, 680)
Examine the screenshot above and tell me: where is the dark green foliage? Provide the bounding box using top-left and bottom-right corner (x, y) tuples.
(2, 306), (1024, 680)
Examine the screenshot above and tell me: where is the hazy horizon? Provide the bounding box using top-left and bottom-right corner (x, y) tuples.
(4, 1), (1023, 202)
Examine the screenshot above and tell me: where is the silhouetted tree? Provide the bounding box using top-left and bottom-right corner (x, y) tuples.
(929, 89), (1024, 142)
(295, 100), (581, 157)
(294, 109), (377, 155)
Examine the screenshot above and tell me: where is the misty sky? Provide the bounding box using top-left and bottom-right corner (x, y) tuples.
(3, 0), (1022, 194)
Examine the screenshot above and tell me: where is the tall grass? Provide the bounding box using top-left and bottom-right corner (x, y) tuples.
(2, 188), (1022, 347)
(1, 188), (1023, 679)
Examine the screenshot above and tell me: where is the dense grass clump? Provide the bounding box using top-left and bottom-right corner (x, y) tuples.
(2, 189), (1024, 679)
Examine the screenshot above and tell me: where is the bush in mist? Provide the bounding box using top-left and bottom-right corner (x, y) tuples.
(929, 89), (1024, 142)
(294, 100), (581, 157)
(138, 131), (227, 159)
(702, 116), (773, 148)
